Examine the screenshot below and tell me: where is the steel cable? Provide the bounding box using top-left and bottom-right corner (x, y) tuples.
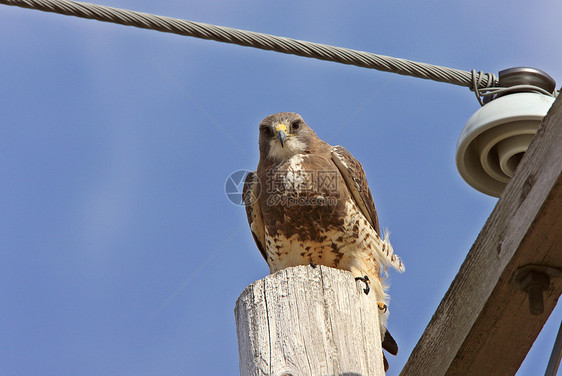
(2, 0), (498, 89)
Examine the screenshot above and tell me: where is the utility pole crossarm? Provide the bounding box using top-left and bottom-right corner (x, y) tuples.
(400, 95), (562, 376)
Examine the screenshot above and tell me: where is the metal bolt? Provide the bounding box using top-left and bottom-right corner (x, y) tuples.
(513, 265), (561, 316)
(518, 270), (550, 315)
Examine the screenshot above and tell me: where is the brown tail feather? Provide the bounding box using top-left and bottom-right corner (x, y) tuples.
(383, 354), (389, 372)
(382, 329), (398, 355)
(381, 329), (398, 371)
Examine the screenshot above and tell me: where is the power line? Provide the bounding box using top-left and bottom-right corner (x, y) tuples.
(2, 0), (497, 90)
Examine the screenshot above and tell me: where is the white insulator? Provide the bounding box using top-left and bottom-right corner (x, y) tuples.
(456, 92), (555, 197)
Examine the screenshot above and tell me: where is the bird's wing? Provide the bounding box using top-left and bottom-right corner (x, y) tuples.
(243, 171), (268, 263)
(332, 145), (405, 272)
(331, 145), (380, 234)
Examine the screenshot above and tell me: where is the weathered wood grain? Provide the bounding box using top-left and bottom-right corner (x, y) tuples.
(400, 94), (562, 376)
(235, 265), (385, 376)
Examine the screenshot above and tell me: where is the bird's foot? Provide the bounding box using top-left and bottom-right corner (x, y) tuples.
(355, 275), (370, 295)
(377, 302), (388, 313)
(309, 262), (318, 268)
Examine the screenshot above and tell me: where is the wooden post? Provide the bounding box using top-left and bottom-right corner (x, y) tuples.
(235, 265), (385, 376)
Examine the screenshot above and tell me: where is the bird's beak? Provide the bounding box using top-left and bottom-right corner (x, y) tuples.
(276, 130), (287, 147)
(275, 123), (288, 148)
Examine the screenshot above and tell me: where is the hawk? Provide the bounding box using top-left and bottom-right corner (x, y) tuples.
(243, 112), (404, 370)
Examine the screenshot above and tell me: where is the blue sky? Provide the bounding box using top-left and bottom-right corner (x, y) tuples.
(1, 1), (561, 375)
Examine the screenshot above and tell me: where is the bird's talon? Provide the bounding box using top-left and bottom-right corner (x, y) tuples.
(377, 302), (388, 313)
(355, 275), (370, 295)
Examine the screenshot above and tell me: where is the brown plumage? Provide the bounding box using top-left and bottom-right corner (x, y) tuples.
(243, 112), (404, 370)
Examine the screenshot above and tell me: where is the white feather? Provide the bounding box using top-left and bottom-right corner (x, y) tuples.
(268, 137), (306, 161)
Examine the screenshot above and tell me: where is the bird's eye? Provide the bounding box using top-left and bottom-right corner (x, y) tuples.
(292, 120), (300, 130)
(260, 126), (273, 137)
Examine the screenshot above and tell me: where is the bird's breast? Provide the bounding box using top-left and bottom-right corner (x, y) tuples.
(258, 154), (351, 244)
(263, 154), (342, 201)
(263, 197), (380, 277)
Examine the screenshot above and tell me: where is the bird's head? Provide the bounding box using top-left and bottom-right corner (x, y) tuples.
(258, 112), (317, 161)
